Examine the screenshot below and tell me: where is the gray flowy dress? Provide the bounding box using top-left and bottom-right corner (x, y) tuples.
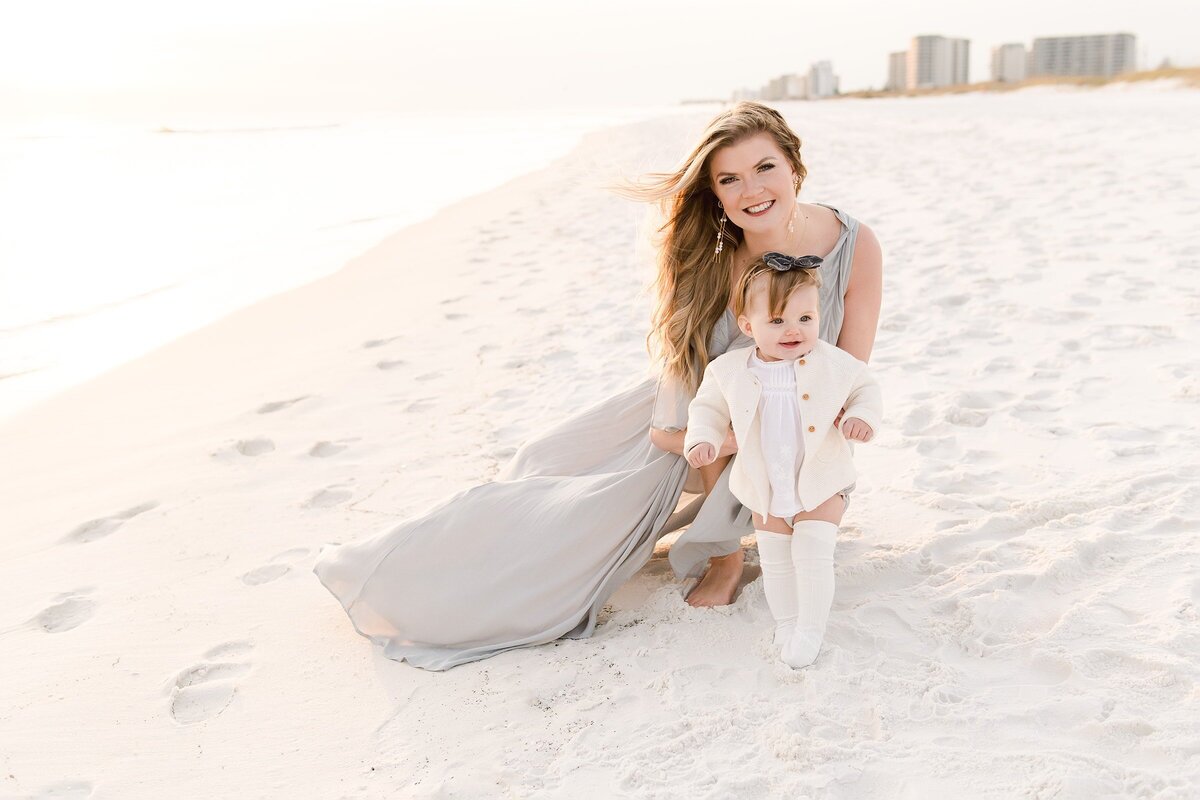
(313, 204), (861, 671)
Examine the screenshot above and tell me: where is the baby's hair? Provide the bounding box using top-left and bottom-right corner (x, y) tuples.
(734, 260), (823, 319)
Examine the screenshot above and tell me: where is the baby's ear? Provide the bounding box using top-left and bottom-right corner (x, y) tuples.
(737, 315), (753, 337)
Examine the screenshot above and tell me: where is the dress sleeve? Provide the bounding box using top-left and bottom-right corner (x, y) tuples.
(650, 368), (694, 433)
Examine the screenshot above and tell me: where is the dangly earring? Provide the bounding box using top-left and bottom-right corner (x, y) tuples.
(788, 175), (800, 234)
(714, 203), (728, 256)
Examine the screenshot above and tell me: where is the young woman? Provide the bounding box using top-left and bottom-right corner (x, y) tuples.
(312, 101), (882, 670)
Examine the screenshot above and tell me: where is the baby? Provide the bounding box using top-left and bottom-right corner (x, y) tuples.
(684, 252), (882, 668)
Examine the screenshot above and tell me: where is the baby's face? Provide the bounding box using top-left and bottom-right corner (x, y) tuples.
(737, 282), (820, 362)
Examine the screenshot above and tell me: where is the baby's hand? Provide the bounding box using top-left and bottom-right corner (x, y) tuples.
(841, 417), (874, 442)
(686, 442), (717, 468)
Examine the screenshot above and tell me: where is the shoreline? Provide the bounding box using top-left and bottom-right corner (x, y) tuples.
(842, 66), (1200, 100)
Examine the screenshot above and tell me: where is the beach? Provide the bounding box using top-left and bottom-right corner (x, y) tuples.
(1, 81), (1198, 798)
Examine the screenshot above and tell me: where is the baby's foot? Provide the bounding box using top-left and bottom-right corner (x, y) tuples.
(773, 622), (795, 648)
(781, 627), (823, 669)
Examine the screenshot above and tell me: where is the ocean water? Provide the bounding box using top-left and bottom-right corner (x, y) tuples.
(0, 106), (688, 420)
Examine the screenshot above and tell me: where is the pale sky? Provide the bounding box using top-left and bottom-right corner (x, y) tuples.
(1, 0), (1194, 115)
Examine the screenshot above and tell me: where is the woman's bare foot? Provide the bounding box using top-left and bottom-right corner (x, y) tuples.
(685, 548), (745, 607)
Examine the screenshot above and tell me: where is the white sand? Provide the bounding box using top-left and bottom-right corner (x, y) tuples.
(2, 81), (1198, 798)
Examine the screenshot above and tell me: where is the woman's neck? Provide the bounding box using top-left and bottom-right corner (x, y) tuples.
(740, 203), (809, 257)
(742, 226), (793, 255)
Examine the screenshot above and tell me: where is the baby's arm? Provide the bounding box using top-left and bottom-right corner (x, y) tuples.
(683, 364), (732, 467)
(841, 366), (883, 442)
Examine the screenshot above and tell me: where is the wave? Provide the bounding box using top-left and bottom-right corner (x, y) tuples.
(155, 123), (342, 135)
(0, 367), (40, 382)
(0, 282), (182, 335)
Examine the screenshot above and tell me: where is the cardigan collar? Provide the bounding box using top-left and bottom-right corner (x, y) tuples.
(741, 341), (824, 376)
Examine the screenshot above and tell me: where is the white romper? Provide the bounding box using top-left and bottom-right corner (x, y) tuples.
(747, 348), (807, 519)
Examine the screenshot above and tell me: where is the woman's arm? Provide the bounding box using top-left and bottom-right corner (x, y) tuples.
(650, 427), (738, 458)
(650, 427), (687, 455)
(836, 223), (883, 363)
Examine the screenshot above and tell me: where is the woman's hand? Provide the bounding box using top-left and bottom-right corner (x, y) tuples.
(718, 428), (738, 457)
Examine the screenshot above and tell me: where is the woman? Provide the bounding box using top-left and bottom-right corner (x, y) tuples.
(312, 101), (882, 670)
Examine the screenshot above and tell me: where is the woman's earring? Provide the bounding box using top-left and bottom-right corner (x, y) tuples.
(788, 176), (801, 234)
(714, 206), (728, 256)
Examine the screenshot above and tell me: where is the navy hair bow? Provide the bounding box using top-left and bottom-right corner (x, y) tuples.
(762, 252), (823, 272)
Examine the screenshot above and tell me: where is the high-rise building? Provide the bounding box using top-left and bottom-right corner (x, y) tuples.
(887, 51), (907, 91)
(1028, 33), (1136, 78)
(786, 74), (810, 99)
(907, 35), (970, 89)
(991, 43), (1027, 82)
(809, 61), (837, 98)
(751, 62), (837, 102)
(761, 75), (790, 101)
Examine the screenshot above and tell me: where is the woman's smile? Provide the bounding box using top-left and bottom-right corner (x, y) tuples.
(744, 199), (775, 216)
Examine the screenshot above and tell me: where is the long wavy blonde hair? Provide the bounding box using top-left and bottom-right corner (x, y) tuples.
(613, 101), (808, 392)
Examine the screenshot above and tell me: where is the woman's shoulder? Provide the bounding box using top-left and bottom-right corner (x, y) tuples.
(800, 201), (843, 231)
(804, 202), (876, 235)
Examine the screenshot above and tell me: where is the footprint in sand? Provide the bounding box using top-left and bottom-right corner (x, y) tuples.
(208, 437), (282, 460)
(362, 335), (402, 349)
(901, 405), (936, 436)
(916, 435), (959, 458)
(540, 349), (575, 365)
(977, 355), (1016, 376)
(256, 396), (309, 414)
(394, 397), (436, 413)
(240, 563), (289, 586)
(33, 590), (96, 633)
(933, 293), (971, 308)
(308, 440), (350, 458)
(62, 501), (159, 545)
(376, 359), (406, 370)
(167, 641), (254, 725)
(240, 547), (311, 586)
(18, 780), (94, 799)
(232, 437), (274, 457)
(304, 486), (353, 509)
(878, 311), (912, 333)
(945, 407), (990, 428)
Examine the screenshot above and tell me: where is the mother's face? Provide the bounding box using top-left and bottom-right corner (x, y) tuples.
(708, 132), (799, 236)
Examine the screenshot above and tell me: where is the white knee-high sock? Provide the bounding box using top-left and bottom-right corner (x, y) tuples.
(781, 520), (838, 669)
(754, 530), (798, 646)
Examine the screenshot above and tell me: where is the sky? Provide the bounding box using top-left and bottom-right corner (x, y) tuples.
(1, 0), (1195, 116)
